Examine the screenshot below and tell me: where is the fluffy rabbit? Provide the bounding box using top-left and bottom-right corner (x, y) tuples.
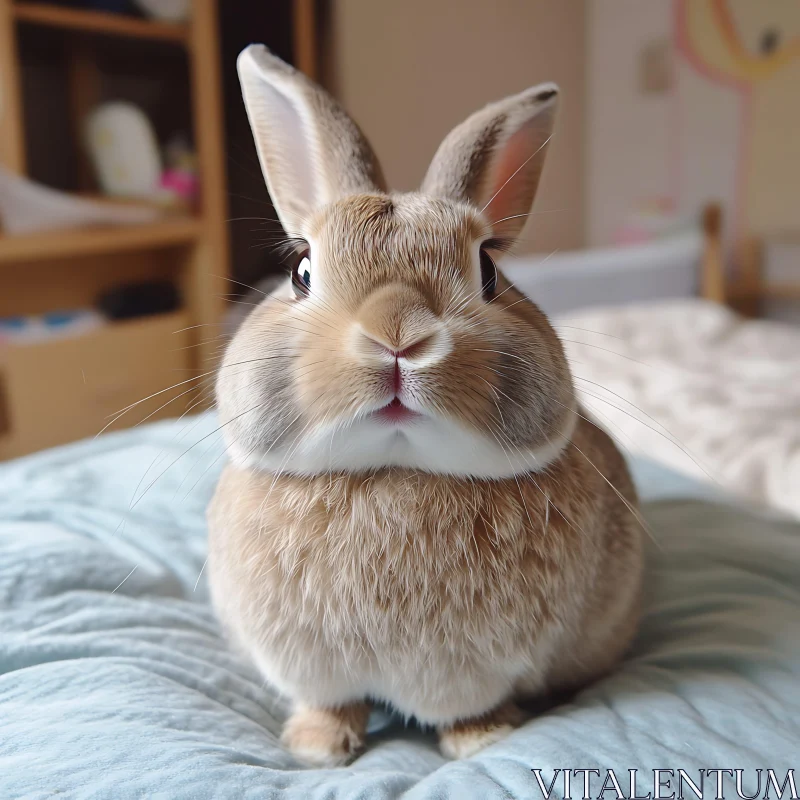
(209, 45), (643, 766)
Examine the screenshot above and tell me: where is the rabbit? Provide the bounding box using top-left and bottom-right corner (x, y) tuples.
(208, 44), (644, 767)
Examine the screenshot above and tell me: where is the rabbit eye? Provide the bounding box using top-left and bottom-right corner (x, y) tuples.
(292, 250), (311, 297)
(479, 246), (497, 300)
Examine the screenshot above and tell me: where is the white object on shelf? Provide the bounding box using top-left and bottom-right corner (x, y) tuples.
(85, 102), (162, 199)
(0, 165), (161, 235)
(134, 0), (191, 22)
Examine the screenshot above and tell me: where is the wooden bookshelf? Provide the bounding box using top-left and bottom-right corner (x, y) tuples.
(0, 218), (201, 264)
(0, 0), (229, 458)
(13, 2), (189, 43)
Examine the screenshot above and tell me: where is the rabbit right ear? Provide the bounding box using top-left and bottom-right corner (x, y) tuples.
(237, 45), (386, 235)
(421, 85), (559, 241)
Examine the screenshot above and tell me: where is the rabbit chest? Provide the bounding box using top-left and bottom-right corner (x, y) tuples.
(208, 464), (595, 721)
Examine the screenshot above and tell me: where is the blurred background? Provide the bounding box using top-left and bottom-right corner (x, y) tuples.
(0, 0), (798, 501)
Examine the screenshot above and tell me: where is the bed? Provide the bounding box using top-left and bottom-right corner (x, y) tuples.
(504, 206), (800, 520)
(2, 213), (800, 797)
(558, 299), (800, 519)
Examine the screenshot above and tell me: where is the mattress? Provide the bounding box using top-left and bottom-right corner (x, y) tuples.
(0, 415), (798, 798)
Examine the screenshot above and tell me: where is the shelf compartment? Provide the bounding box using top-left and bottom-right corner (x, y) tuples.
(13, 2), (189, 44)
(0, 310), (196, 458)
(0, 217), (201, 264)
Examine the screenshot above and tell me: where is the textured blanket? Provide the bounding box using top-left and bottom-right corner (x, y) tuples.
(0, 416), (798, 799)
(561, 299), (800, 519)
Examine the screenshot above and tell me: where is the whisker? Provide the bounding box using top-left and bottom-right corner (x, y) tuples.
(481, 134), (553, 214)
(227, 191), (281, 208)
(561, 338), (681, 372)
(98, 370), (218, 436)
(194, 557), (209, 592)
(172, 322), (227, 333)
(490, 208), (567, 227)
(568, 438), (659, 549)
(226, 216), (281, 224)
(475, 342), (716, 486)
(221, 297), (263, 308)
(484, 360), (657, 547)
(111, 565), (138, 594)
(554, 325), (625, 342)
(481, 393), (590, 541)
(131, 383), (204, 430)
(128, 402), (266, 512)
(116, 389), (214, 536)
(571, 382), (718, 485)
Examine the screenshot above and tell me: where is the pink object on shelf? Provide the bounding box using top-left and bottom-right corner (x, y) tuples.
(160, 169), (199, 202)
(614, 225), (656, 246)
(612, 196), (680, 246)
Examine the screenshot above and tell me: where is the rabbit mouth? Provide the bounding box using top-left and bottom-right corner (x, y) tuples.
(371, 397), (424, 425)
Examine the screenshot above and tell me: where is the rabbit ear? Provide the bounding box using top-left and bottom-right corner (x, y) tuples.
(421, 84), (559, 240)
(237, 45), (386, 235)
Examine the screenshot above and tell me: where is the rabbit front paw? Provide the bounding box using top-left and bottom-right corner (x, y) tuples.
(281, 702), (371, 768)
(438, 701), (526, 759)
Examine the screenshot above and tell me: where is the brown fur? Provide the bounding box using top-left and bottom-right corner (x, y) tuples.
(209, 417), (642, 762)
(211, 46), (644, 766)
(281, 702), (371, 768)
(439, 701), (527, 760)
(218, 193), (575, 461)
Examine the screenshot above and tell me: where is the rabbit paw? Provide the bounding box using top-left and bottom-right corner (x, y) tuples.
(281, 702), (370, 768)
(438, 702), (525, 759)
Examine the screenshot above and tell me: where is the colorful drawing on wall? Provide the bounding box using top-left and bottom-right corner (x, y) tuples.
(675, 0), (800, 238)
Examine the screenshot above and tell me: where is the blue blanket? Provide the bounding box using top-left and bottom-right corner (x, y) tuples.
(1, 415), (798, 799)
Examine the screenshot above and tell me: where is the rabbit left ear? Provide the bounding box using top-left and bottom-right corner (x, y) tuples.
(421, 84), (559, 241)
(238, 45), (386, 235)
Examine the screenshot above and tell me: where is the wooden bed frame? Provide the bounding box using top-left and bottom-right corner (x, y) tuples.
(701, 202), (800, 317)
(700, 204), (726, 305)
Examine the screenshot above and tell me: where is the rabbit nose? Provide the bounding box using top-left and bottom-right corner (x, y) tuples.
(354, 283), (453, 367)
(362, 330), (439, 361)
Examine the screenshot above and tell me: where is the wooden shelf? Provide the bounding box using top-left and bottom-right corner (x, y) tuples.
(0, 217), (201, 263)
(0, 0), (231, 456)
(0, 310), (192, 460)
(13, 2), (189, 44)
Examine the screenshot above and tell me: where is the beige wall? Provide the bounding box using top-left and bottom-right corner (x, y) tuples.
(322, 0), (586, 253)
(586, 0), (673, 245)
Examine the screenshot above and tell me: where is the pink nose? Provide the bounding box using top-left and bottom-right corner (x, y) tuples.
(364, 331), (436, 360)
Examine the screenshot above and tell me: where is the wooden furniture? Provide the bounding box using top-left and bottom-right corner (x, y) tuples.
(0, 0), (229, 459)
(292, 0), (317, 79)
(698, 204), (800, 317)
(731, 233), (800, 317)
(699, 203), (726, 305)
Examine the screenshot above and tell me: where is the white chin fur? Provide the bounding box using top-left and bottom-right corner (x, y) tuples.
(227, 411), (576, 479)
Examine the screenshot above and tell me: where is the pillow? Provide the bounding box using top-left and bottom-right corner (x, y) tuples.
(502, 232), (702, 316)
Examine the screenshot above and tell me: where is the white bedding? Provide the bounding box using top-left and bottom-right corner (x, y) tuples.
(559, 299), (800, 518)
